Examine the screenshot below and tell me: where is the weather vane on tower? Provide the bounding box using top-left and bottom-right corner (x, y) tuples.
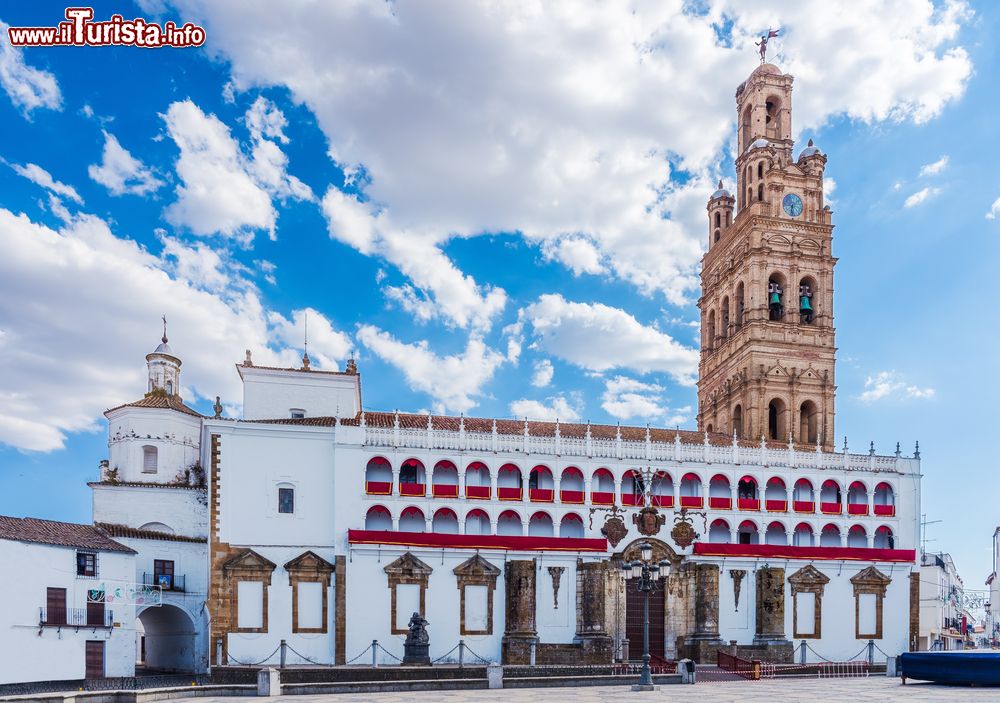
(755, 27), (781, 63)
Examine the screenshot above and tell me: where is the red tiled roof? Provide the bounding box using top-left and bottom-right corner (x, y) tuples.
(95, 522), (206, 543)
(237, 363), (353, 377)
(0, 516), (135, 553)
(88, 481), (205, 491)
(105, 392), (203, 418)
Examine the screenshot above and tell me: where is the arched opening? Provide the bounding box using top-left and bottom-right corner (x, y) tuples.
(715, 212), (721, 228)
(714, 228), (721, 243)
(737, 520), (759, 545)
(820, 480), (842, 513)
(799, 276), (816, 324)
(139, 522), (174, 535)
(792, 479), (814, 511)
(136, 604), (197, 673)
(497, 510), (522, 537)
(365, 457), (392, 495)
(799, 400), (819, 444)
(874, 526), (895, 550)
(497, 463), (523, 501)
(757, 161), (764, 179)
(747, 186), (753, 205)
(767, 397), (787, 440)
(591, 468), (614, 504)
(819, 524), (841, 547)
(679, 472), (702, 508)
(765, 96), (781, 139)
(874, 482), (896, 516)
(651, 471), (673, 507)
(765, 521), (787, 545)
(709, 519), (731, 543)
(560, 467), (584, 503)
(399, 458), (426, 496)
(764, 477), (787, 511)
(793, 523), (815, 547)
(721, 297), (730, 338)
(364, 505), (392, 531)
(726, 210), (732, 227)
(706, 310), (716, 351)
(528, 465), (554, 502)
(432, 508), (459, 534)
(757, 183), (764, 202)
(737, 476), (759, 510)
(431, 460), (458, 498)
(528, 511), (554, 537)
(847, 525), (868, 548)
(767, 273), (785, 321)
(465, 509), (490, 536)
(465, 461), (491, 499)
(560, 513), (584, 538)
(622, 469), (644, 506)
(709, 474), (731, 509)
(847, 481), (869, 515)
(735, 282), (745, 326)
(732, 405), (743, 439)
(741, 105), (752, 153)
(398, 507), (425, 532)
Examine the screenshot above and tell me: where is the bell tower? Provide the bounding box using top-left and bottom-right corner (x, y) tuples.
(697, 63), (837, 449)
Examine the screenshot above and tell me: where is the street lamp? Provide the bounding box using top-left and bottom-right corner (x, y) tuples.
(621, 541), (671, 690)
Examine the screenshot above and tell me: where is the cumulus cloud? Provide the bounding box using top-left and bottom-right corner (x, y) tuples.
(919, 155), (949, 176)
(0, 22), (62, 114)
(903, 186), (941, 208)
(601, 375), (691, 425)
(163, 98), (311, 242)
(0, 207), (351, 452)
(986, 197), (1000, 221)
(858, 370), (935, 403)
(509, 396), (581, 422)
(10, 162), (83, 203)
(88, 131), (164, 196)
(521, 294), (698, 385)
(163, 0), (973, 309)
(531, 359), (554, 388)
(357, 326), (506, 413)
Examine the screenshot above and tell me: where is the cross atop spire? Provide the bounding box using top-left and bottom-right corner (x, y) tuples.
(161, 314), (168, 344)
(301, 310), (311, 370)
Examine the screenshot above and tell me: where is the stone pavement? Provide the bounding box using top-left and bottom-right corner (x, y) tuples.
(178, 678), (1000, 703)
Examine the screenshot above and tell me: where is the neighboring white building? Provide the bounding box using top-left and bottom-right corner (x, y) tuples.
(918, 552), (968, 650)
(985, 526), (1000, 647)
(0, 517), (136, 684)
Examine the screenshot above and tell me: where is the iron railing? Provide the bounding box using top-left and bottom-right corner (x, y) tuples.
(142, 572), (186, 592)
(39, 607), (113, 628)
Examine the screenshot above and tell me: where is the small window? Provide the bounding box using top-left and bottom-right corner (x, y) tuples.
(289, 408), (306, 419)
(142, 445), (158, 473)
(77, 552), (97, 577)
(153, 559), (175, 589)
(165, 380), (174, 395)
(278, 487), (295, 514)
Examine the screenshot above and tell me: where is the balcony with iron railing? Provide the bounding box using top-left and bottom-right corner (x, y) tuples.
(39, 607), (113, 628)
(142, 572), (186, 592)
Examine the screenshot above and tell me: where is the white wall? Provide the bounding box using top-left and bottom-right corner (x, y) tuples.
(92, 485), (207, 539)
(0, 540), (135, 684)
(105, 408), (202, 486)
(240, 367), (360, 420)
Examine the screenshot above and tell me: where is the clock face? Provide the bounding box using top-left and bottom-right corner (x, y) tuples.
(782, 193), (803, 217)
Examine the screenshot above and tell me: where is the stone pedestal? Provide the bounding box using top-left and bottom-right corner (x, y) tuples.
(403, 642), (430, 665)
(502, 559), (538, 664)
(753, 567), (791, 646)
(256, 668), (280, 696)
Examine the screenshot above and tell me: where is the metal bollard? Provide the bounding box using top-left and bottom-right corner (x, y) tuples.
(459, 640), (465, 668)
(799, 640), (807, 664)
(280, 639), (287, 669)
(867, 640), (874, 665)
(372, 640), (379, 668)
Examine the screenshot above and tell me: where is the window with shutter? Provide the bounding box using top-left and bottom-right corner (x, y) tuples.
(142, 446), (158, 473)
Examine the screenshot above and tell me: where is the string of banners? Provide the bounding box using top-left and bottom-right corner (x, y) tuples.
(86, 581), (162, 606)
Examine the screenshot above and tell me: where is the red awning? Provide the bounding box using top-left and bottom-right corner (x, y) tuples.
(692, 542), (916, 562)
(348, 529), (608, 552)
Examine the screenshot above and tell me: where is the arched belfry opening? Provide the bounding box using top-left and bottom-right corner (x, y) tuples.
(799, 400), (819, 444)
(767, 398), (787, 441)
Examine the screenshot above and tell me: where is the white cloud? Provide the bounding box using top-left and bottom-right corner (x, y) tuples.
(88, 130), (164, 196)
(531, 359), (554, 388)
(357, 326), (506, 413)
(0, 21), (62, 114)
(267, 307), (353, 372)
(859, 370), (935, 404)
(163, 99), (311, 242)
(0, 207), (351, 451)
(165, 0), (973, 306)
(919, 155), (949, 176)
(521, 294), (698, 385)
(509, 396), (580, 422)
(986, 197), (1000, 221)
(600, 375), (691, 425)
(10, 162), (83, 203)
(904, 186), (941, 208)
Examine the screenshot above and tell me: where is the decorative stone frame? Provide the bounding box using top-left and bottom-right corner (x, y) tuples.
(453, 554), (500, 635)
(850, 566), (891, 639)
(384, 552), (433, 635)
(788, 564), (829, 639)
(285, 551), (335, 634)
(223, 549), (276, 634)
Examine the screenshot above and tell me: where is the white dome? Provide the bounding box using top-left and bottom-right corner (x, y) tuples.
(798, 139), (823, 159)
(747, 138), (770, 152)
(153, 338), (173, 355)
(711, 180), (731, 200)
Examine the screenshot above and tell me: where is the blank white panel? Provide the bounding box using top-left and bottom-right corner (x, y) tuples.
(237, 581), (263, 629)
(859, 593), (877, 635)
(396, 583), (420, 630)
(297, 582), (323, 629)
(796, 592), (816, 636)
(464, 584), (488, 631)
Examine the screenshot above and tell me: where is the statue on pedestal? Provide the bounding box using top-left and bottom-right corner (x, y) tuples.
(403, 611), (431, 664)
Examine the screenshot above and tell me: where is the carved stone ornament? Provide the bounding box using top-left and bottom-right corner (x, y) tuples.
(548, 566), (565, 609)
(602, 515), (628, 547)
(670, 510), (701, 549)
(730, 569), (746, 612)
(632, 505), (666, 537)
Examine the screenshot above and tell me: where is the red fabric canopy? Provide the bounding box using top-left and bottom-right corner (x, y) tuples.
(693, 542), (915, 562)
(348, 529), (608, 552)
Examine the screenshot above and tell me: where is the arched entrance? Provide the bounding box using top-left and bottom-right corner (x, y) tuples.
(136, 604), (197, 673)
(615, 539), (683, 662)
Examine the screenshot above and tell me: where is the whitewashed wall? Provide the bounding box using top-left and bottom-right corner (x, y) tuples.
(92, 485), (207, 539)
(105, 407), (201, 485)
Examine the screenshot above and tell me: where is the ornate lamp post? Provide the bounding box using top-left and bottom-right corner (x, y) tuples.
(621, 541), (671, 691)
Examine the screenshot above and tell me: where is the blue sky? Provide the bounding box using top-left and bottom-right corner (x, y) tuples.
(0, 1), (997, 594)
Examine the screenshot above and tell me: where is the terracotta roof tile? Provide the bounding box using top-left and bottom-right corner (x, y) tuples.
(95, 522), (207, 543)
(0, 516), (135, 553)
(106, 392), (203, 418)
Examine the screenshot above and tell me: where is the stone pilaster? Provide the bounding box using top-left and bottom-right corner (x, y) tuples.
(501, 559), (538, 664)
(665, 563), (695, 661)
(754, 567), (790, 646)
(684, 564), (724, 663)
(573, 561), (614, 663)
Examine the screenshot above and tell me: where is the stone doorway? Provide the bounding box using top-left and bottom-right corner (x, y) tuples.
(616, 538), (685, 662)
(625, 578), (665, 660)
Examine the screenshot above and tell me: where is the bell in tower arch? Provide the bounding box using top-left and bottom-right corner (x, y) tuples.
(799, 284), (814, 324)
(768, 281), (783, 320)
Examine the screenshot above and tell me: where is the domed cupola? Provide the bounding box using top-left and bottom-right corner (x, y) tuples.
(798, 138), (823, 160)
(146, 317), (182, 398)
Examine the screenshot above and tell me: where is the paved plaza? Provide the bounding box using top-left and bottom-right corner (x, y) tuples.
(175, 678), (1000, 703)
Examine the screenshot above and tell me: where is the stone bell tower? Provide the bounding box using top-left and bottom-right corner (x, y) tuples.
(697, 62), (837, 449)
